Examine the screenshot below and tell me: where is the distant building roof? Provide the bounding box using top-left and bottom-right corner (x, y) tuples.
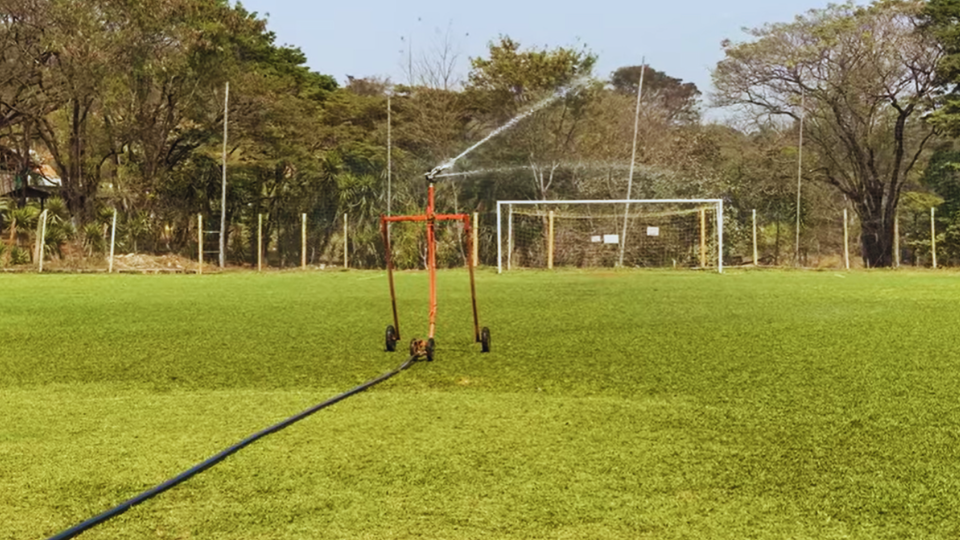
(0, 172), (57, 200)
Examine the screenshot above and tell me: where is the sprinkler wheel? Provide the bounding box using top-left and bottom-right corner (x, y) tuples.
(480, 327), (491, 353)
(426, 338), (436, 362)
(385, 325), (398, 352)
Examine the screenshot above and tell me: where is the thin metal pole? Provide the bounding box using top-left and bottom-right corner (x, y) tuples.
(257, 213), (263, 272)
(109, 209), (117, 274)
(619, 59), (645, 267)
(795, 88), (804, 267)
(343, 213), (348, 269)
(387, 94), (392, 218)
(752, 209), (758, 266)
(220, 82), (229, 268)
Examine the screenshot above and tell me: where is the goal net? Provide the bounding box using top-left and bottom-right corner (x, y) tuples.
(497, 199), (724, 273)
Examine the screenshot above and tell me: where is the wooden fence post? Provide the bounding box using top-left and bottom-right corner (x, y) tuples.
(108, 209), (117, 274)
(301, 213), (307, 269)
(547, 210), (555, 270)
(699, 207), (707, 268)
(843, 208), (850, 270)
(343, 213), (348, 269)
(932, 207), (938, 269)
(198, 214), (203, 275)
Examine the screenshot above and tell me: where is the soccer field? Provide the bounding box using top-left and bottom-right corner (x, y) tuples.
(4, 270), (960, 539)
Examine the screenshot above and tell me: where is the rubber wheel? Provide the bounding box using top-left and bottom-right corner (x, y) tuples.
(385, 325), (397, 352)
(426, 338), (436, 362)
(480, 327), (491, 353)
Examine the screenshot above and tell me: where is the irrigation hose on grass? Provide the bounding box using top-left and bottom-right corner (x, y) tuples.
(45, 355), (420, 540)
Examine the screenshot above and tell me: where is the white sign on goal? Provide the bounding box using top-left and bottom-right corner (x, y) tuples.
(496, 199), (724, 273)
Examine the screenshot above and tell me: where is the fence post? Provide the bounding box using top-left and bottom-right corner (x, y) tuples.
(932, 207), (938, 269)
(343, 213), (348, 269)
(472, 211), (479, 267)
(36, 209), (47, 273)
(717, 201), (724, 274)
(699, 207), (707, 268)
(547, 209), (555, 270)
(843, 208), (850, 270)
(301, 213), (307, 269)
(257, 213), (263, 272)
(894, 209), (900, 268)
(508, 204), (514, 271)
(752, 209), (758, 266)
(109, 209), (117, 274)
(198, 214), (203, 275)
(497, 203), (502, 274)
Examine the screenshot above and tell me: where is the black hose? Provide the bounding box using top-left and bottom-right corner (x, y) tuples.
(46, 355), (419, 540)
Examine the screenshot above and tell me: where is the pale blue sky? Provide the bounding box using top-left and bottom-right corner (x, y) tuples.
(236, 0), (845, 100)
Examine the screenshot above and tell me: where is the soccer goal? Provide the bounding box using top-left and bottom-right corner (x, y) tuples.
(496, 199), (724, 273)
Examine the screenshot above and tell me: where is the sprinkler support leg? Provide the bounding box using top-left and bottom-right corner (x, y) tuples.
(382, 217), (401, 341)
(465, 216), (481, 342)
(427, 183), (438, 340)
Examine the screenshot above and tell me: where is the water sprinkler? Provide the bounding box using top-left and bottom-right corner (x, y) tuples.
(380, 170), (490, 361)
(426, 162), (453, 181)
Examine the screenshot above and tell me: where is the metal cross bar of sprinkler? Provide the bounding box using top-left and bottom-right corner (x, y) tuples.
(380, 174), (490, 361)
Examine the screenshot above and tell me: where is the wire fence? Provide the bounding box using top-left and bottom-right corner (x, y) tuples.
(0, 203), (952, 273)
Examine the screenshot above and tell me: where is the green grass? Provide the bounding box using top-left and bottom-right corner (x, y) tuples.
(4, 269), (960, 539)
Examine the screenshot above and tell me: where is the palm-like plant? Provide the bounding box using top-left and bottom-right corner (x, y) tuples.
(8, 246), (30, 265)
(6, 204), (39, 246)
(82, 222), (106, 256)
(40, 197), (75, 259)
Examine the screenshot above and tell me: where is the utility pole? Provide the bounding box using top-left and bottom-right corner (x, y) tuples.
(619, 60), (645, 267)
(387, 94), (392, 218)
(220, 82), (229, 268)
(795, 87), (804, 267)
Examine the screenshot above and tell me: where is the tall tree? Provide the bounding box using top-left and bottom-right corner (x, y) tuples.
(465, 36), (597, 200)
(713, 0), (942, 267)
(611, 65), (701, 124)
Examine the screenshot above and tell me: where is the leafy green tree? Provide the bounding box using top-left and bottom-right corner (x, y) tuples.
(464, 37), (598, 201)
(713, 0), (942, 267)
(611, 65), (701, 124)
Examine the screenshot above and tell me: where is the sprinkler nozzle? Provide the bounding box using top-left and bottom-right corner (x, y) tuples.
(426, 162), (452, 182)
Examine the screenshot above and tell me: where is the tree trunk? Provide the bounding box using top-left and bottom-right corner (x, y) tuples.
(857, 205), (894, 268)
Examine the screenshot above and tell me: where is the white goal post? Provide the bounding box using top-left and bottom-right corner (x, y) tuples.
(496, 199), (724, 273)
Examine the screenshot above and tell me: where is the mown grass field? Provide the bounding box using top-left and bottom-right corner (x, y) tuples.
(4, 269), (960, 539)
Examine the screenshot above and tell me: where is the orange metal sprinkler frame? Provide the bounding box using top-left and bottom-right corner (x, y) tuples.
(381, 174), (489, 360)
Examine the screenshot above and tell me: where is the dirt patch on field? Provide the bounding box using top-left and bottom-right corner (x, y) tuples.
(112, 253), (202, 273)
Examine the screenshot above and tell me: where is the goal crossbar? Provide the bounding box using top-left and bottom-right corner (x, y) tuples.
(496, 199), (724, 274)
